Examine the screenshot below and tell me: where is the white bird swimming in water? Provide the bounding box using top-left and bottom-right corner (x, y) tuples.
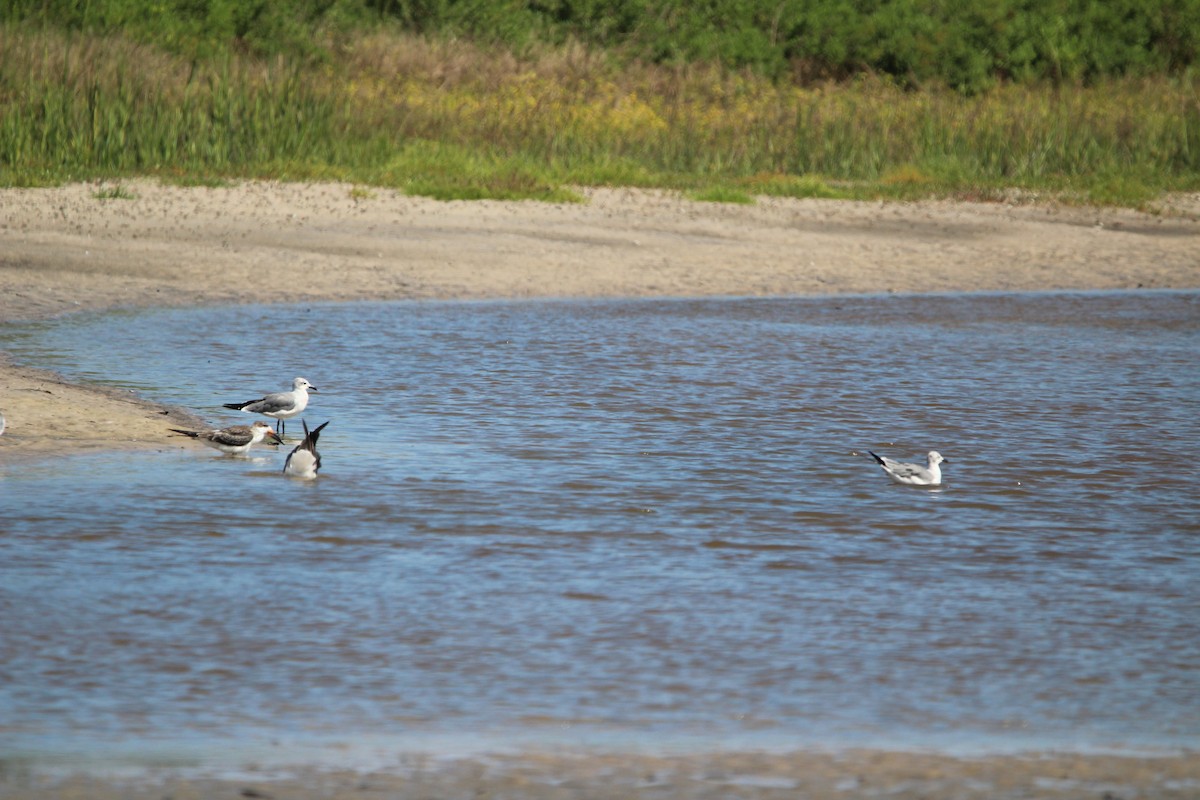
(223, 377), (316, 436)
(283, 420), (328, 479)
(170, 421), (283, 455)
(869, 450), (948, 486)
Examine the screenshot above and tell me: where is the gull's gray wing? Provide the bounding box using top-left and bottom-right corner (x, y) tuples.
(889, 461), (930, 479)
(870, 451), (933, 482)
(243, 390), (297, 415)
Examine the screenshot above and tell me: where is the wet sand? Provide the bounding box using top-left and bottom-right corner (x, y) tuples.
(1, 181), (1198, 796)
(3, 747), (1199, 799)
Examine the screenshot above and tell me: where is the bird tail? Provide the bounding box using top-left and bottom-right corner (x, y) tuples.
(169, 428), (200, 438)
(294, 420), (329, 454)
(868, 451), (885, 465)
(223, 401), (251, 411)
(304, 420), (330, 449)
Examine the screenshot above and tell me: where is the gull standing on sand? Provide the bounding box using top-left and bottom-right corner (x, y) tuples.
(170, 421), (283, 455)
(283, 420), (329, 479)
(869, 450), (948, 486)
(223, 377), (316, 436)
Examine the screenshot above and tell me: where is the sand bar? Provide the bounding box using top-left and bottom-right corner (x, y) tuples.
(1, 182), (1198, 796)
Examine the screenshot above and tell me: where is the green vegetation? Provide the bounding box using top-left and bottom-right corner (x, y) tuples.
(2, 1), (1198, 205)
(92, 183), (137, 200)
(6, 0), (1198, 91)
(689, 186), (756, 204)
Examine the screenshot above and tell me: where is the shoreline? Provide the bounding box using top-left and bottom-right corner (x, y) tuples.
(2, 180), (1199, 795)
(3, 181), (1198, 458)
(4, 741), (1199, 799)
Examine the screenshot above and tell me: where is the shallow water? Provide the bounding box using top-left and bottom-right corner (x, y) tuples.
(1, 292), (1198, 767)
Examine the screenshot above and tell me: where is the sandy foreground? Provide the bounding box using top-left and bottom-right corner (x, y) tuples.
(2, 748), (1199, 800)
(1, 181), (1198, 796)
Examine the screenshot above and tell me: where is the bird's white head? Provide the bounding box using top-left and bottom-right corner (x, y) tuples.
(928, 451), (947, 465)
(294, 377), (316, 392)
(252, 420), (284, 444)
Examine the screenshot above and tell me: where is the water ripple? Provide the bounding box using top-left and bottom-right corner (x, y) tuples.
(1, 291), (1198, 757)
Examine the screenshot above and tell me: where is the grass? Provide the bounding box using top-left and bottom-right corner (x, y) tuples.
(688, 186), (756, 204)
(1, 26), (1197, 207)
(161, 173), (237, 188)
(92, 183), (137, 200)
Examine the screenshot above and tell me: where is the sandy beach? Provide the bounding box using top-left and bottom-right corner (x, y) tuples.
(1, 181), (1198, 797)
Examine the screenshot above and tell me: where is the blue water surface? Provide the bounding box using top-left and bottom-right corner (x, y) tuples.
(1, 292), (1197, 768)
